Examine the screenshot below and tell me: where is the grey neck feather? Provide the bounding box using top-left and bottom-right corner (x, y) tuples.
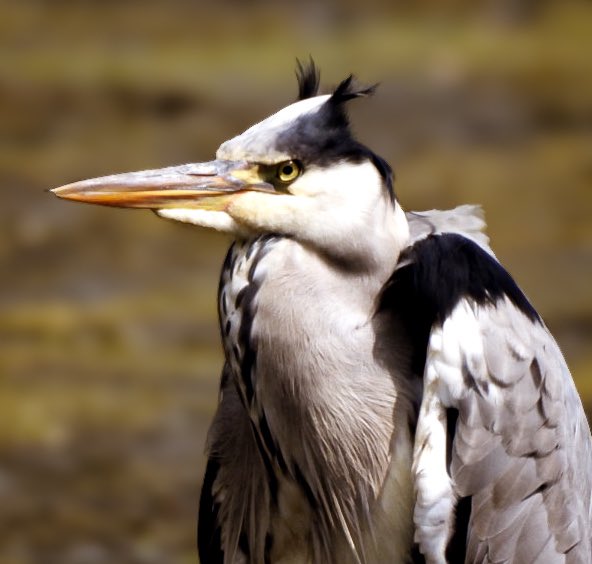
(214, 232), (418, 563)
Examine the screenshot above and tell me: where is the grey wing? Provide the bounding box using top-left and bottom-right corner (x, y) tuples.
(199, 363), (272, 564)
(413, 297), (592, 563)
(406, 205), (494, 256)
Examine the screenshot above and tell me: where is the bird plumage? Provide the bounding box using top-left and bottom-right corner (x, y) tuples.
(383, 233), (592, 562)
(51, 61), (592, 564)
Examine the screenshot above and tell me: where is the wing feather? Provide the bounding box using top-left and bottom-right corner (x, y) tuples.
(198, 364), (274, 563)
(198, 458), (225, 564)
(414, 297), (592, 562)
(392, 234), (592, 562)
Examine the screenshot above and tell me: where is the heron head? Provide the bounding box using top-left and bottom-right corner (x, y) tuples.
(52, 61), (407, 264)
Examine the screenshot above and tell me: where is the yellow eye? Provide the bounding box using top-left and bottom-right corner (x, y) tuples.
(276, 160), (301, 183)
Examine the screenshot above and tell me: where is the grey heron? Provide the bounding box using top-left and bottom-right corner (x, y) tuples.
(52, 61), (592, 563)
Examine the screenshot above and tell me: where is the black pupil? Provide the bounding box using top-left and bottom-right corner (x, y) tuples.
(282, 165), (293, 177)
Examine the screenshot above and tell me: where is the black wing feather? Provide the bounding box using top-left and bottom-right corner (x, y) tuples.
(198, 458), (224, 564)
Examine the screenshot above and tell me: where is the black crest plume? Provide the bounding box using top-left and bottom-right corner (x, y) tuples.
(329, 75), (377, 105)
(296, 59), (377, 103)
(296, 58), (321, 100)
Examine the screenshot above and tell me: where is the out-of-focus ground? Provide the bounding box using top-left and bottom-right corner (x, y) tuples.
(1, 0), (591, 562)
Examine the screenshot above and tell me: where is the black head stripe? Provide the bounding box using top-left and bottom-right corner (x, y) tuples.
(283, 67), (381, 164)
(286, 63), (395, 201)
(296, 57), (321, 100)
(368, 152), (395, 202)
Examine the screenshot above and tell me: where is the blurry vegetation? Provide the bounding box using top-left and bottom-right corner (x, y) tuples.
(1, 0), (591, 562)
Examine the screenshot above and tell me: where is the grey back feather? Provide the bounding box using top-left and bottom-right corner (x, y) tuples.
(406, 204), (493, 256)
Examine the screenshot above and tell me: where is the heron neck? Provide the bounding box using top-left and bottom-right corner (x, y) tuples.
(216, 230), (415, 561)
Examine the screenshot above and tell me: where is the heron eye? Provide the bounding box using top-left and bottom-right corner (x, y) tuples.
(276, 160), (301, 183)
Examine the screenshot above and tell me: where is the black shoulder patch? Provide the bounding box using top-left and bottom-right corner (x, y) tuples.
(391, 233), (539, 324)
(296, 57), (321, 100)
(198, 459), (224, 564)
(380, 233), (540, 375)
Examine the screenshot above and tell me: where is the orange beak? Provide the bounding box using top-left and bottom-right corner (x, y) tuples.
(51, 160), (274, 210)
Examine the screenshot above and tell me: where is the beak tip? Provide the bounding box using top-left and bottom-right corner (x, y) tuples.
(49, 185), (69, 199)
(49, 183), (93, 203)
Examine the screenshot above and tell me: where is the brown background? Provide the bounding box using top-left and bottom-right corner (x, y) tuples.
(1, 1), (591, 562)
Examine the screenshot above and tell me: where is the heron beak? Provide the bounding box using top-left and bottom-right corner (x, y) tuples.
(50, 160), (274, 211)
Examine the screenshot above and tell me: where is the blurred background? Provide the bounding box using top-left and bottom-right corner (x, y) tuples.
(1, 0), (591, 562)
